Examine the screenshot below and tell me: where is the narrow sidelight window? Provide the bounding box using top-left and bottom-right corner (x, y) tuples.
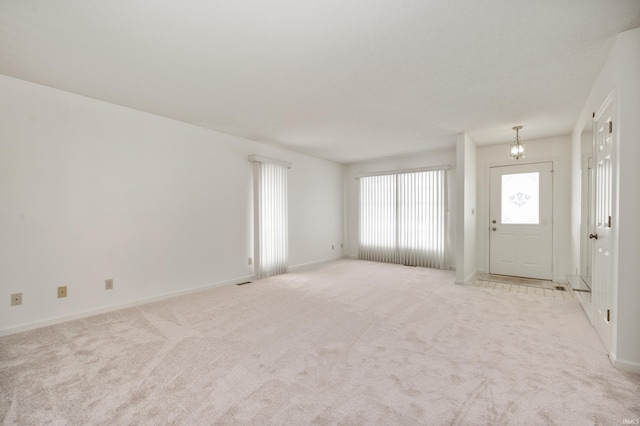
(249, 155), (291, 278)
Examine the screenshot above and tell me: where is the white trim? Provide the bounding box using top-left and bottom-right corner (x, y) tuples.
(0, 274), (253, 337)
(487, 160), (556, 169)
(612, 357), (640, 374)
(574, 291), (594, 325)
(579, 151), (593, 277)
(248, 155), (292, 169)
(354, 165), (451, 178)
(599, 90), (618, 361)
(289, 255), (346, 271)
(594, 90), (614, 123)
(455, 271), (477, 286)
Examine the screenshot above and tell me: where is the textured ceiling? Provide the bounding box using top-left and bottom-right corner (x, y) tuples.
(1, 0), (639, 164)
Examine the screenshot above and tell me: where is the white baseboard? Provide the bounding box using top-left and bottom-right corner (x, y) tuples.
(0, 274), (254, 337)
(455, 270), (476, 286)
(612, 356), (640, 374)
(471, 268), (564, 283)
(289, 255), (346, 271)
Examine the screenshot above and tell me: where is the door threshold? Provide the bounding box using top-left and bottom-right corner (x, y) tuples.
(476, 273), (554, 289)
(567, 275), (591, 293)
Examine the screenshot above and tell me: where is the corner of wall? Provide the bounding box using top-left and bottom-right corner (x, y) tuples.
(455, 133), (477, 284)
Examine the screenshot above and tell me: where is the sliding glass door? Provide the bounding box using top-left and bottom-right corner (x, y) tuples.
(358, 169), (447, 269)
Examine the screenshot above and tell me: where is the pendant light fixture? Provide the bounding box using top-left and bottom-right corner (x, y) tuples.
(510, 125), (525, 160)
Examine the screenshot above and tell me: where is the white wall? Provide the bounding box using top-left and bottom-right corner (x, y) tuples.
(476, 135), (572, 282)
(345, 150), (457, 268)
(570, 27), (640, 371)
(614, 28), (640, 371)
(0, 74), (345, 334)
(455, 134), (477, 284)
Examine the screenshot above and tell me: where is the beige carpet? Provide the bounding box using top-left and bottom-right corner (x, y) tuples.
(1, 259), (639, 425)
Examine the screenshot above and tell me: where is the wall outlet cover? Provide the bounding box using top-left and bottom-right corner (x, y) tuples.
(58, 286), (67, 298)
(105, 279), (113, 290)
(11, 293), (22, 306)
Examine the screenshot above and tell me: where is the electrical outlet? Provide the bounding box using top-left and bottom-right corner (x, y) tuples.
(11, 293), (22, 306)
(248, 257), (252, 265)
(57, 286), (67, 298)
(105, 279), (113, 290)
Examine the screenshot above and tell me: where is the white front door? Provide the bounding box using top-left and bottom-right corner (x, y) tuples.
(489, 162), (553, 280)
(592, 97), (614, 351)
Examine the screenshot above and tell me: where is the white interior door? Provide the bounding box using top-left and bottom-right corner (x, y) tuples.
(489, 162), (553, 280)
(592, 98), (614, 352)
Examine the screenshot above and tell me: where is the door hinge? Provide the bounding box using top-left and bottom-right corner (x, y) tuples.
(608, 215), (612, 228)
(607, 309), (610, 322)
(609, 121), (613, 134)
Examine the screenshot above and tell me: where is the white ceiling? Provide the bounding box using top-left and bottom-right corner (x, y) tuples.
(1, 1), (639, 164)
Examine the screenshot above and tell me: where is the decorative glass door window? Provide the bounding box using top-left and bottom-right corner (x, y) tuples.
(501, 172), (539, 224)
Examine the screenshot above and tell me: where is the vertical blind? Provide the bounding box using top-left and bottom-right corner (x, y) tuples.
(358, 169), (448, 269)
(250, 156), (291, 278)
